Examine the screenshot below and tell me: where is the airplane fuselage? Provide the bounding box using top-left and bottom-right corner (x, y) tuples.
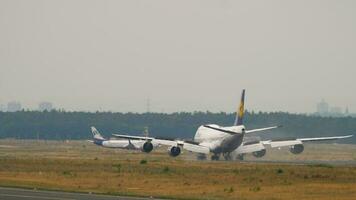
(194, 125), (245, 154)
(94, 138), (154, 150)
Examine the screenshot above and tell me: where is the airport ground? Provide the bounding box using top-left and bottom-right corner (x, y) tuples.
(0, 139), (355, 200)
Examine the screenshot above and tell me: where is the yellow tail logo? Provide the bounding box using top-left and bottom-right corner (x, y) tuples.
(234, 89), (245, 126)
(238, 102), (244, 118)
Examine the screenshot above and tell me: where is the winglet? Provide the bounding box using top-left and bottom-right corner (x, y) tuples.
(234, 89), (245, 126)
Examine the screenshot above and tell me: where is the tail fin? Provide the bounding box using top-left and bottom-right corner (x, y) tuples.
(91, 126), (105, 140)
(234, 89), (245, 126)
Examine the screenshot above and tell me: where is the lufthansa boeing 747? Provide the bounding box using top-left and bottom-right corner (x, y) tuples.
(91, 90), (353, 160)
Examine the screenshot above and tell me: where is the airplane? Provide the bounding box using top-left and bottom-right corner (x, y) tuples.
(95, 90), (353, 160)
(89, 126), (160, 152)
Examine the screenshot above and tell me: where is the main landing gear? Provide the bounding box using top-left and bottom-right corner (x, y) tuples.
(236, 154), (244, 161)
(211, 153), (233, 161)
(223, 153), (233, 161)
(197, 153), (207, 160)
(211, 154), (220, 161)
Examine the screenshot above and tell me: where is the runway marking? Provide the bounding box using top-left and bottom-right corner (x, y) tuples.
(0, 187), (161, 200)
(0, 193), (75, 200)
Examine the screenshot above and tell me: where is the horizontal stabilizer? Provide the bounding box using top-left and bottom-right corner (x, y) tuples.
(203, 125), (241, 135)
(245, 125), (282, 134)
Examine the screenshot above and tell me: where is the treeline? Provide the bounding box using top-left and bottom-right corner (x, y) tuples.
(0, 110), (355, 143)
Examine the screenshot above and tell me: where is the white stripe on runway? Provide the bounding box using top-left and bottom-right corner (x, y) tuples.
(0, 193), (76, 200)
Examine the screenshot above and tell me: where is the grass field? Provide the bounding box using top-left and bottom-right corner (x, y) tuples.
(0, 139), (355, 200)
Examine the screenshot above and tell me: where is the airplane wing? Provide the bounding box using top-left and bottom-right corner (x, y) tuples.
(232, 135), (353, 155)
(112, 134), (153, 141)
(180, 142), (210, 154)
(298, 135), (353, 142)
(233, 141), (265, 154)
(262, 140), (302, 148)
(263, 134), (353, 148)
(112, 134), (210, 154)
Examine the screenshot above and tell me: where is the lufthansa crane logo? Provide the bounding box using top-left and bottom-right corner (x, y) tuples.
(238, 102), (244, 117)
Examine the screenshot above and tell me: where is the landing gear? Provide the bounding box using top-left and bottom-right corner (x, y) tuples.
(236, 154), (244, 161)
(197, 153), (207, 160)
(223, 153), (232, 161)
(211, 154), (220, 161)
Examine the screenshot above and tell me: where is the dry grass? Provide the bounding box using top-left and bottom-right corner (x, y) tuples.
(0, 139), (355, 200)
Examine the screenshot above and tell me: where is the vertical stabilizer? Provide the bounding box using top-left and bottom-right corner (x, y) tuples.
(234, 89), (245, 126)
(91, 126), (105, 140)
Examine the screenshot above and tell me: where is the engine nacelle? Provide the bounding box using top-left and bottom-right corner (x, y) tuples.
(252, 149), (266, 158)
(168, 146), (181, 157)
(141, 142), (153, 153)
(289, 144), (304, 154)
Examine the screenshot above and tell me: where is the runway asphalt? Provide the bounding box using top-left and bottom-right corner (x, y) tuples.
(241, 159), (356, 166)
(0, 187), (161, 200)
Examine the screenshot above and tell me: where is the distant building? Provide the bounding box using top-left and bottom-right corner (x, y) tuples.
(315, 100), (349, 117)
(0, 104), (5, 112)
(38, 102), (53, 111)
(345, 107), (349, 116)
(329, 107), (342, 115)
(316, 99), (329, 115)
(7, 101), (22, 112)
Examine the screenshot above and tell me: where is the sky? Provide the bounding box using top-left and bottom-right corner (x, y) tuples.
(0, 0), (355, 113)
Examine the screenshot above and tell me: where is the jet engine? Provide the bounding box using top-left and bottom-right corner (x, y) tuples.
(252, 149), (266, 158)
(168, 146), (181, 157)
(289, 144), (304, 154)
(141, 141), (153, 153)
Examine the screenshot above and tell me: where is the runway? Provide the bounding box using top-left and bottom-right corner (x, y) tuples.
(241, 159), (356, 166)
(0, 187), (160, 200)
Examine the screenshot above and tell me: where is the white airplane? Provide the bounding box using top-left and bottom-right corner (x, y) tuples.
(89, 127), (160, 152)
(96, 90), (353, 160)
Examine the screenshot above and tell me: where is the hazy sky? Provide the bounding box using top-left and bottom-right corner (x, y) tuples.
(0, 0), (355, 113)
